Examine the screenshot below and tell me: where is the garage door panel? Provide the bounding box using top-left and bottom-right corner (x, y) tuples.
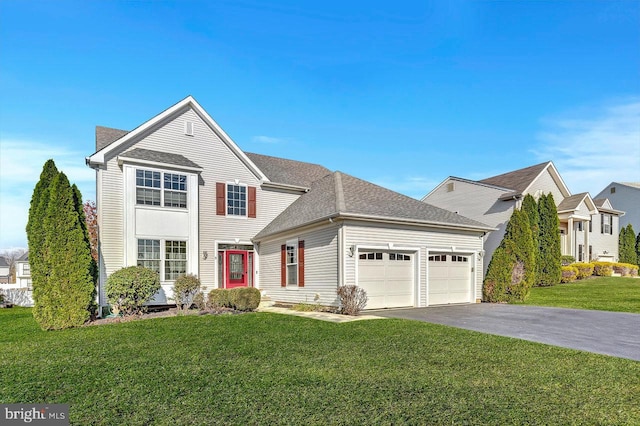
(358, 251), (414, 309)
(428, 253), (471, 305)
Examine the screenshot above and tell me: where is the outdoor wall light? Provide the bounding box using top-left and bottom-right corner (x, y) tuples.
(202, 251), (208, 260)
(348, 245), (356, 257)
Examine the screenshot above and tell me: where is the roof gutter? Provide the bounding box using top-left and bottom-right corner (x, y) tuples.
(260, 181), (310, 192)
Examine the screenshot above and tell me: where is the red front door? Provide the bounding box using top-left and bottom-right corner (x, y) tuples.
(226, 250), (248, 288)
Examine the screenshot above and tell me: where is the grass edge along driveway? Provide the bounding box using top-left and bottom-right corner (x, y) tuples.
(522, 276), (640, 313)
(2, 308), (639, 425)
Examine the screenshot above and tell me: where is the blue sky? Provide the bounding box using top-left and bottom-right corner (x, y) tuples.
(1, 0), (639, 250)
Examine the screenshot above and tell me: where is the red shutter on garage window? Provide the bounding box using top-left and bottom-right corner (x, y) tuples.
(298, 240), (305, 287)
(248, 186), (256, 218)
(281, 244), (286, 287)
(216, 182), (226, 216)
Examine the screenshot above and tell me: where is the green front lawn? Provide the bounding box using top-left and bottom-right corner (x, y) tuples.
(523, 276), (640, 313)
(1, 308), (639, 425)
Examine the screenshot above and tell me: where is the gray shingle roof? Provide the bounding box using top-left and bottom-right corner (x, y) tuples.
(120, 148), (203, 170)
(557, 192), (589, 211)
(245, 152), (331, 188)
(479, 162), (550, 194)
(96, 126), (129, 151)
(0, 257), (8, 267)
(17, 251), (29, 261)
(254, 171), (492, 239)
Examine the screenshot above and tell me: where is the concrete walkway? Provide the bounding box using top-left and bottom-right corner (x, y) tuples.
(372, 304), (640, 361)
(257, 306), (385, 323)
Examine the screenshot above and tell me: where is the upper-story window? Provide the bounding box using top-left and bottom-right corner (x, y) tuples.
(164, 173), (187, 208)
(601, 214), (613, 235)
(136, 169), (187, 208)
(577, 221), (583, 232)
(227, 184), (247, 216)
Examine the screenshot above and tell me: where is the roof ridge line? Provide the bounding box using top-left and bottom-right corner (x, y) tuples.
(334, 171), (346, 213)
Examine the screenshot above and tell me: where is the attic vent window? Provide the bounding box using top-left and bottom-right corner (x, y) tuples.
(185, 121), (194, 136)
(446, 182), (455, 192)
(610, 187), (616, 194)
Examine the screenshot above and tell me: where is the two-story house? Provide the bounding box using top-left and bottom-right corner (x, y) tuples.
(596, 182), (640, 234)
(15, 251), (31, 289)
(86, 96), (493, 314)
(422, 162), (624, 274)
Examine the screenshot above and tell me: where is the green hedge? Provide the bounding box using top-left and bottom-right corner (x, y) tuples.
(574, 263), (594, 279)
(560, 266), (578, 283)
(206, 287), (261, 311)
(106, 266), (160, 316)
(612, 263), (639, 277)
(592, 262), (613, 277)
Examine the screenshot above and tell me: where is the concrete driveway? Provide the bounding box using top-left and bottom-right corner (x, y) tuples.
(372, 304), (640, 361)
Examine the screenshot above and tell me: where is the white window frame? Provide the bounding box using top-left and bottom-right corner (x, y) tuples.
(164, 240), (187, 281)
(136, 168), (188, 209)
(226, 182), (248, 217)
(163, 172), (188, 208)
(285, 239), (298, 286)
(136, 238), (188, 282)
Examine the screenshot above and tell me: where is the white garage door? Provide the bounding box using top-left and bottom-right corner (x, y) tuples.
(428, 253), (472, 305)
(358, 251), (414, 309)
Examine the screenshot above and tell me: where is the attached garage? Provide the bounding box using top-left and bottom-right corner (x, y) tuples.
(428, 253), (472, 305)
(357, 250), (415, 309)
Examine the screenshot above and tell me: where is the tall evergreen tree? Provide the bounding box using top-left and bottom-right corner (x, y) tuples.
(636, 232), (640, 267)
(483, 208), (535, 302)
(32, 172), (95, 330)
(619, 224), (637, 264)
(521, 194), (539, 280)
(536, 193), (562, 286)
(26, 159), (59, 296)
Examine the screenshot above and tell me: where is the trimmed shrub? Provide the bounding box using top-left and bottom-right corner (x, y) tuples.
(207, 289), (231, 309)
(561, 255), (575, 266)
(192, 292), (206, 310)
(172, 274), (202, 310)
(592, 262), (613, 277)
(612, 263), (639, 277)
(229, 287), (261, 311)
(337, 285), (368, 315)
(560, 266), (578, 283)
(574, 263), (594, 279)
(106, 266), (160, 316)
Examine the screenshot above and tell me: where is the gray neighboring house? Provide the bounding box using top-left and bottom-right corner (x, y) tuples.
(423, 161), (624, 274)
(15, 251), (31, 289)
(86, 96), (493, 313)
(596, 182), (640, 234)
(0, 256), (9, 284)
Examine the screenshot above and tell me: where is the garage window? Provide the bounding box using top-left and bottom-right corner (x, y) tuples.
(390, 253), (411, 261)
(429, 254), (447, 261)
(359, 252), (383, 260)
(451, 256), (468, 262)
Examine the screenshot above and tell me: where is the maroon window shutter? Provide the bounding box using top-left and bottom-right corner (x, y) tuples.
(248, 186), (257, 218)
(281, 244), (286, 287)
(600, 214), (604, 234)
(298, 240), (305, 287)
(216, 182), (226, 216)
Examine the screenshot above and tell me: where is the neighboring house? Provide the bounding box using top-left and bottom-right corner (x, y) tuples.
(596, 182), (640, 234)
(15, 251), (31, 289)
(86, 96), (493, 313)
(0, 256), (9, 284)
(423, 162), (624, 275)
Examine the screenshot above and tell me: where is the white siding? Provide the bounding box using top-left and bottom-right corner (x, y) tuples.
(97, 106), (303, 301)
(589, 212), (620, 261)
(258, 224), (340, 306)
(343, 221), (484, 306)
(526, 168), (566, 205)
(424, 178), (513, 274)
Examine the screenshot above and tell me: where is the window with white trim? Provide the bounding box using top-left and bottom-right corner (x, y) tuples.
(451, 255), (468, 262)
(164, 173), (187, 208)
(227, 184), (247, 216)
(577, 221), (583, 232)
(165, 241), (187, 281)
(137, 239), (187, 281)
(601, 214), (612, 235)
(136, 169), (187, 208)
(390, 253), (411, 261)
(286, 239), (298, 286)
(428, 254), (447, 262)
(138, 239), (160, 273)
(136, 170), (161, 206)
